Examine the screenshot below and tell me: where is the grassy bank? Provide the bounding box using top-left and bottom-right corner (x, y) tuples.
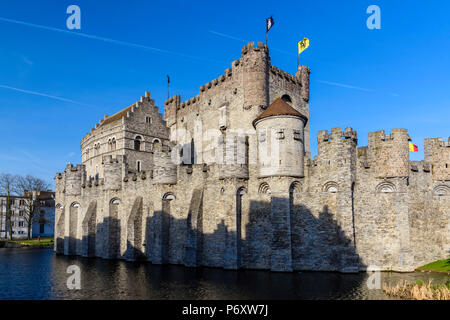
(383, 280), (450, 300)
(1, 237), (54, 247)
(417, 259), (450, 273)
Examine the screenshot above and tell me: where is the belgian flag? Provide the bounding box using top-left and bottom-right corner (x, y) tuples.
(409, 142), (418, 152)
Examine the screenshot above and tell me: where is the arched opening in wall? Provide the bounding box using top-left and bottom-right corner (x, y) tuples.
(108, 198), (121, 259)
(376, 182), (396, 193)
(55, 204), (65, 254)
(134, 136), (142, 151)
(94, 143), (100, 156)
(126, 197), (143, 261)
(152, 139), (161, 151)
(236, 187), (246, 268)
(82, 201), (97, 257)
(162, 193), (175, 264)
(258, 182), (271, 195)
(281, 94), (293, 105)
(351, 182), (356, 246)
(323, 181), (339, 193)
(68, 202), (80, 255)
(289, 181), (302, 262)
(433, 185), (450, 196)
(111, 138), (116, 151)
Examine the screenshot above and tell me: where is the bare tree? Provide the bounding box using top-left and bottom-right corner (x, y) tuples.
(0, 173), (19, 240)
(16, 175), (50, 240)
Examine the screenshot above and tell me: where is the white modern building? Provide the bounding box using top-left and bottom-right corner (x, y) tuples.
(0, 191), (55, 239)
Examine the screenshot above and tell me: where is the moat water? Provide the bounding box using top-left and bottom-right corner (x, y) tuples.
(0, 248), (448, 300)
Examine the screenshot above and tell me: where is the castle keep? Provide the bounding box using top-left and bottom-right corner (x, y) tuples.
(55, 42), (449, 272)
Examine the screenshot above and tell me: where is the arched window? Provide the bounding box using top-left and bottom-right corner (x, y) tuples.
(163, 193), (175, 201)
(323, 181), (338, 193)
(258, 182), (271, 195)
(110, 198), (121, 205)
(281, 94), (292, 105)
(376, 182), (396, 193)
(290, 181), (302, 194)
(111, 138), (116, 151)
(134, 136), (142, 151)
(433, 185), (450, 196)
(153, 139), (161, 151)
(94, 143), (100, 156)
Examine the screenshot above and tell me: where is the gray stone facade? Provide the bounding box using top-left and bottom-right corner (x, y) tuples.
(55, 42), (449, 272)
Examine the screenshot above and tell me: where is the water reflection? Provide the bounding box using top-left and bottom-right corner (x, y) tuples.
(0, 248), (448, 300)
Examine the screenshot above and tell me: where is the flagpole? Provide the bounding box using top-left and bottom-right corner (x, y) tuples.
(167, 75), (170, 99)
(265, 18), (268, 46)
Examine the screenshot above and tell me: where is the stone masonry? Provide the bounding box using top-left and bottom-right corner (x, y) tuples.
(54, 42), (450, 272)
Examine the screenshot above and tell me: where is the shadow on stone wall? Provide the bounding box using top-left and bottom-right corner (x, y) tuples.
(58, 196), (364, 273)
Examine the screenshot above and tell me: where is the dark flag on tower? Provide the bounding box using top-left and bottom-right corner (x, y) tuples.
(265, 16), (274, 46)
(266, 16), (274, 33)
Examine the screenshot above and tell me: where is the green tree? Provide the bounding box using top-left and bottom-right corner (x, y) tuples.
(16, 175), (50, 240)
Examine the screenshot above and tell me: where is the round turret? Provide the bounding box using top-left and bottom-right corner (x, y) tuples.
(253, 98), (308, 178)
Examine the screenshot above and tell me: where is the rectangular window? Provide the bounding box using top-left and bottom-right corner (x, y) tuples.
(136, 161), (141, 172)
(219, 105), (227, 130)
(275, 129), (285, 140)
(293, 130), (302, 141)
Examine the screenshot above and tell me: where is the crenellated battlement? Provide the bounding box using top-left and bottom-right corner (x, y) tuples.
(82, 91), (157, 143)
(409, 161), (432, 173)
(152, 146), (177, 185)
(270, 65), (301, 86)
(240, 41), (269, 56)
(164, 64), (235, 121)
(367, 129), (410, 178)
(317, 127), (357, 143)
(102, 154), (126, 165)
(65, 163), (85, 172)
(424, 137), (450, 181)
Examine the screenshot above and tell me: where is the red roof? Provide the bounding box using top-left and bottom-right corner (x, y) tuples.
(253, 98), (307, 127)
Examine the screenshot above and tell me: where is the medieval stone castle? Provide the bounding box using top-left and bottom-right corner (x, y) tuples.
(55, 42), (449, 272)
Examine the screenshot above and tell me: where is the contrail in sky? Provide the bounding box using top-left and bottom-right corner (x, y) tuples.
(209, 30), (247, 43)
(0, 17), (223, 63)
(316, 80), (374, 92)
(316, 80), (399, 96)
(0, 84), (97, 107)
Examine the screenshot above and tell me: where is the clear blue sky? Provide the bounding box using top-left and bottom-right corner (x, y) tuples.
(0, 0), (449, 188)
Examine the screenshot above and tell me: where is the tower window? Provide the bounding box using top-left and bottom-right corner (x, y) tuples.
(146, 117), (152, 124)
(136, 160), (141, 172)
(134, 136), (142, 151)
(281, 94), (292, 105)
